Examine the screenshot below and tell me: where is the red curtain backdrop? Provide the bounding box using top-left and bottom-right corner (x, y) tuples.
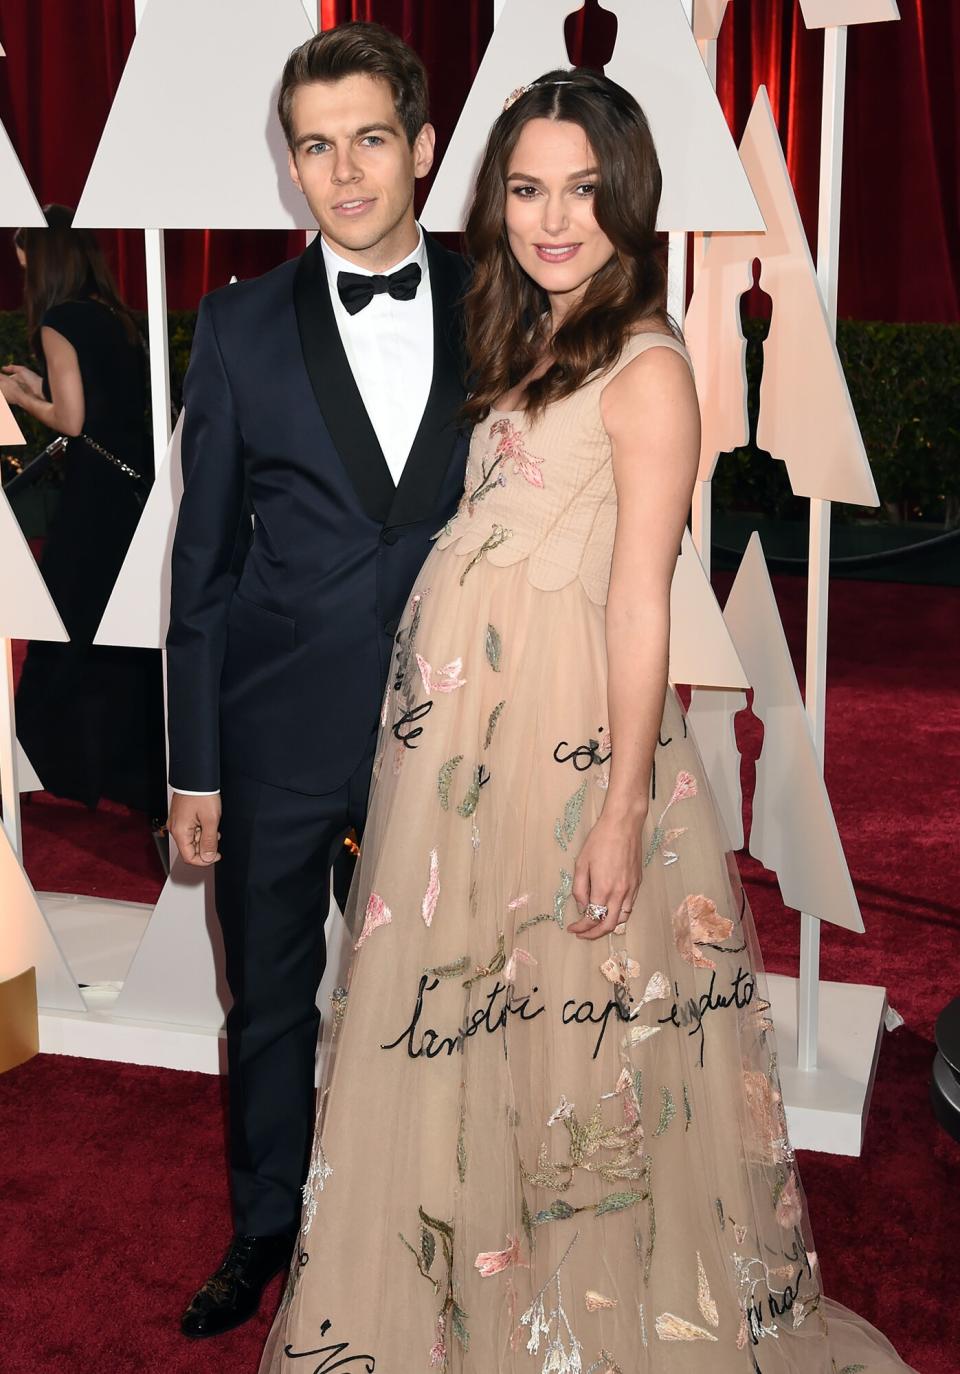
(0, 0), (956, 320)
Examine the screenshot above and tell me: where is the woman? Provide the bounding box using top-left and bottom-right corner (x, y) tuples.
(1, 205), (165, 819)
(261, 71), (915, 1372)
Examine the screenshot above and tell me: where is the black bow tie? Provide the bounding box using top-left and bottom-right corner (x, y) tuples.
(336, 262), (422, 316)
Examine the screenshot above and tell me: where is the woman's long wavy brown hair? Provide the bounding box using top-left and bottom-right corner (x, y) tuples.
(13, 204), (140, 360)
(463, 68), (672, 424)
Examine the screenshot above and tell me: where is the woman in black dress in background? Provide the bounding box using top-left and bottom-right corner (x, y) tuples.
(0, 204), (166, 819)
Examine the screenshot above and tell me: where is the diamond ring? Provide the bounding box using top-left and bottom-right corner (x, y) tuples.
(585, 903), (609, 923)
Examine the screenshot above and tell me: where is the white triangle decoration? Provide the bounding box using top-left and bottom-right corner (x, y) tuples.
(422, 0), (762, 233)
(0, 487), (68, 642)
(0, 826), (85, 1011)
(799, 0), (899, 26)
(685, 87), (878, 507)
(724, 533), (863, 933)
(16, 739), (42, 793)
(1, 391), (67, 641)
(668, 527), (748, 689)
(75, 0), (315, 229)
(113, 860), (349, 1031)
(111, 863), (226, 1027)
(96, 411), (183, 649)
(0, 114), (44, 228)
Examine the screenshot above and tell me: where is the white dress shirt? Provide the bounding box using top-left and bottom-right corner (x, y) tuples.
(173, 226), (434, 796)
(322, 224), (434, 484)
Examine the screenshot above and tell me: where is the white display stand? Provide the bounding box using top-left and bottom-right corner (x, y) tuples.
(765, 973), (888, 1155)
(685, 4), (900, 1151)
(686, 533), (883, 1154)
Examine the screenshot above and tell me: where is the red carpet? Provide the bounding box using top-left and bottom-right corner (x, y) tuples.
(2, 574), (959, 1374)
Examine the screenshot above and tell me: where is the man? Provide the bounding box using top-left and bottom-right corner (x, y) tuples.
(166, 22), (469, 1339)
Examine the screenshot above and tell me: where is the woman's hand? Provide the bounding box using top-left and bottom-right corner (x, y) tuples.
(1, 364), (44, 403)
(567, 805), (645, 941)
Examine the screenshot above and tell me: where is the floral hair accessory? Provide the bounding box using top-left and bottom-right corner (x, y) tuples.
(502, 78), (575, 112)
(502, 84), (533, 112)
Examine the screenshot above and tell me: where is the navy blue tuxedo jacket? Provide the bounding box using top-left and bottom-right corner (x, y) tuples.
(166, 233), (470, 795)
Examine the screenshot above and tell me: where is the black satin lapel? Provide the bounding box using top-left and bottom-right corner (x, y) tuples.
(293, 237), (395, 524)
(387, 236), (469, 528)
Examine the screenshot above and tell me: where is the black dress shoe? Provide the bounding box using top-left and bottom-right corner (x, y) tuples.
(181, 1232), (295, 1339)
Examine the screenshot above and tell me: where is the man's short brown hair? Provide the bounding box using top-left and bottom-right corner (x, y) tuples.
(278, 21), (429, 150)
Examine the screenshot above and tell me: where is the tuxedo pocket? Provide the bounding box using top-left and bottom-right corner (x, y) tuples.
(227, 592), (297, 651)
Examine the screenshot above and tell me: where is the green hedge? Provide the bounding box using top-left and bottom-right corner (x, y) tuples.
(2, 310), (958, 527)
(713, 316), (960, 527)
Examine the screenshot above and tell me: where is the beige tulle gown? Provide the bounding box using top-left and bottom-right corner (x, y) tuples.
(260, 333), (916, 1374)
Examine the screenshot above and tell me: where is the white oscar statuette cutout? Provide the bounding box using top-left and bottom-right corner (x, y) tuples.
(75, 0), (315, 229)
(685, 87), (877, 507)
(423, 0), (762, 233)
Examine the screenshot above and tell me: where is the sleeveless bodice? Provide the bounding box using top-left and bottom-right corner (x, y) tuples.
(433, 331), (693, 605)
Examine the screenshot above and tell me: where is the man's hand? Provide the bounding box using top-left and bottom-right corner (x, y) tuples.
(168, 792), (222, 866)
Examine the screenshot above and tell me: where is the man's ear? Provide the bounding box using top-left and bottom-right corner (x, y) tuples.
(288, 147), (303, 193)
(412, 123), (436, 182)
